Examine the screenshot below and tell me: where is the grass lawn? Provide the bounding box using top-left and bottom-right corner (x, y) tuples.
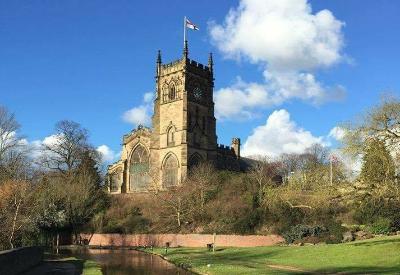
(143, 235), (400, 274)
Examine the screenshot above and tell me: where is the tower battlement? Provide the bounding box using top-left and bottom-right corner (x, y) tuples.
(160, 58), (211, 73)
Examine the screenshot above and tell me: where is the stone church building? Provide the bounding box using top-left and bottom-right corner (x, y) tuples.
(108, 42), (247, 193)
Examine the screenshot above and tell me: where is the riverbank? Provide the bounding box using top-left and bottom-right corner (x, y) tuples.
(141, 235), (400, 274)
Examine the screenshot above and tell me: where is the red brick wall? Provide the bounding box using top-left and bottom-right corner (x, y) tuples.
(83, 233), (284, 247)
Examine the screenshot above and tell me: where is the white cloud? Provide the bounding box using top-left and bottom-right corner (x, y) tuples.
(242, 109), (326, 157)
(122, 92), (154, 126)
(329, 126), (346, 141)
(215, 78), (279, 119)
(143, 92), (153, 103)
(210, 0), (346, 120)
(96, 145), (119, 163)
(28, 134), (64, 160)
(42, 134), (62, 147)
(122, 105), (151, 126)
(242, 111), (363, 174)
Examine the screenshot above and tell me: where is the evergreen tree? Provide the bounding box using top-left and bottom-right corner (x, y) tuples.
(360, 139), (395, 185)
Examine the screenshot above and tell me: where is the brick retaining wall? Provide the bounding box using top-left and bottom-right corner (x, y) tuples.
(0, 247), (43, 275)
(83, 233), (284, 247)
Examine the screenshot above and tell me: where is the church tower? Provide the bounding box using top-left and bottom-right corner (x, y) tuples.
(107, 41), (241, 194)
(151, 41), (217, 187)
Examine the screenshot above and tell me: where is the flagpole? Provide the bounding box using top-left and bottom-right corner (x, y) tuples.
(183, 16), (187, 46)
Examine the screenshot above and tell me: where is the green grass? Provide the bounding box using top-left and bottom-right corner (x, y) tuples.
(143, 235), (400, 274)
(47, 256), (102, 275)
(81, 258), (102, 275)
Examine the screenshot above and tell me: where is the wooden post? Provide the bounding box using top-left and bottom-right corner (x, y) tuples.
(212, 233), (216, 253)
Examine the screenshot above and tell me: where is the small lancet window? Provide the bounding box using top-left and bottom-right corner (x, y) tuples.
(162, 84), (169, 103)
(167, 126), (175, 146)
(169, 84), (176, 100)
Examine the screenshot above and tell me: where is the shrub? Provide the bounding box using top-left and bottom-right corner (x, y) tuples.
(232, 208), (263, 234)
(102, 220), (124, 234)
(354, 199), (400, 233)
(283, 221), (344, 244)
(324, 221), (345, 244)
(283, 224), (327, 244)
(367, 217), (392, 235)
(121, 209), (150, 234)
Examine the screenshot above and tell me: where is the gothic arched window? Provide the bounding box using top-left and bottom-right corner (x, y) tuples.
(167, 127), (175, 146)
(163, 154), (178, 188)
(129, 145), (150, 191)
(110, 173), (119, 192)
(189, 153), (203, 170)
(162, 84), (168, 103)
(169, 83), (176, 101)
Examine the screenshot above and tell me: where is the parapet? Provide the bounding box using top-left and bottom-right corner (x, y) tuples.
(188, 59), (211, 73)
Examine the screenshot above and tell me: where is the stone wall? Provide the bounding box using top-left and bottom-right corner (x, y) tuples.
(0, 246), (43, 275)
(83, 233), (284, 248)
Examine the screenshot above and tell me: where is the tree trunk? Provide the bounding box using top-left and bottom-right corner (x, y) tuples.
(200, 189), (204, 213)
(177, 198), (181, 227)
(9, 196), (22, 249)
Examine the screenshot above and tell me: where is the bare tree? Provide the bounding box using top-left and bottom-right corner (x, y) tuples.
(0, 106), (30, 181)
(304, 143), (329, 167)
(280, 153), (302, 183)
(342, 95), (400, 155)
(0, 180), (34, 249)
(187, 162), (217, 213)
(40, 120), (89, 176)
(0, 106), (20, 163)
(147, 166), (162, 194)
(249, 156), (280, 206)
(157, 187), (193, 230)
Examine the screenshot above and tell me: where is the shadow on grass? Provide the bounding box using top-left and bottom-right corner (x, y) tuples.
(62, 259), (84, 275)
(165, 248), (282, 271)
(21, 258), (85, 275)
(351, 237), (400, 247)
(311, 265), (400, 274)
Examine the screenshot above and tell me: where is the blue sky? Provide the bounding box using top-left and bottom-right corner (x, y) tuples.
(1, 0), (399, 162)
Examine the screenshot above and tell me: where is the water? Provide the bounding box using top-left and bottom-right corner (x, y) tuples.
(59, 248), (193, 275)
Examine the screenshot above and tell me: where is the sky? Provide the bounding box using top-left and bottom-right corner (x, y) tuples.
(1, 0), (399, 164)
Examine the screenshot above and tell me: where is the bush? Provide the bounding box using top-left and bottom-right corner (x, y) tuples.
(232, 208), (263, 234)
(324, 221), (345, 244)
(367, 217), (392, 235)
(283, 222), (344, 244)
(354, 199), (400, 233)
(283, 224), (327, 244)
(102, 220), (124, 234)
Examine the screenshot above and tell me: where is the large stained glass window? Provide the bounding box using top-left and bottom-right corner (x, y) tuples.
(129, 145), (150, 191)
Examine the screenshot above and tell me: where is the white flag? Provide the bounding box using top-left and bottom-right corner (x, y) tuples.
(185, 18), (199, 30)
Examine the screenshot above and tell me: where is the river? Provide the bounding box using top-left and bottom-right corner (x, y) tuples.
(59, 248), (193, 275)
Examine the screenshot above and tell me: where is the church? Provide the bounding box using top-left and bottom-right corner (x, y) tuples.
(107, 42), (248, 193)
